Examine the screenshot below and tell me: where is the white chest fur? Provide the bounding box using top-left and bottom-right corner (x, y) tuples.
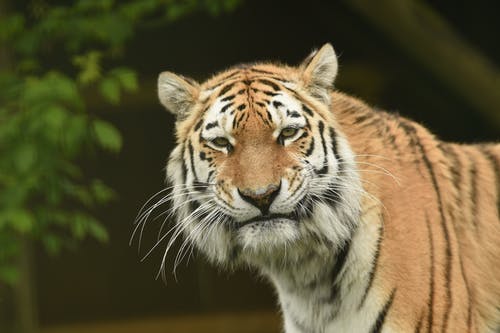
(265, 212), (384, 333)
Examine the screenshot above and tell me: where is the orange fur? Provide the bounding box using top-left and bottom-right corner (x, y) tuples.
(159, 46), (500, 332)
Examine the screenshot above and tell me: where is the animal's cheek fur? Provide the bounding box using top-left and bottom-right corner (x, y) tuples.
(214, 179), (235, 204)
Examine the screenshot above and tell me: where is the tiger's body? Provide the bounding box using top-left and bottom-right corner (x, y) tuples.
(150, 44), (500, 332)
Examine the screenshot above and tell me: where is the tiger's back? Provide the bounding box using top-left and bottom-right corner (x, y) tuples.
(334, 92), (500, 332)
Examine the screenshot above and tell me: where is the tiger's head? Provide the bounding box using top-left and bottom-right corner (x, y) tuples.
(158, 44), (361, 269)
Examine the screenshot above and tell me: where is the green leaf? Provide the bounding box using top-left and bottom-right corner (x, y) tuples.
(43, 105), (67, 133)
(72, 214), (87, 239)
(62, 114), (88, 156)
(73, 51), (102, 85)
(0, 265), (20, 285)
(111, 68), (138, 92)
(91, 180), (116, 203)
(0, 14), (25, 43)
(7, 210), (35, 233)
(88, 222), (109, 242)
(75, 0), (114, 12)
(92, 119), (122, 152)
(14, 144), (37, 174)
(99, 77), (120, 104)
(42, 234), (62, 255)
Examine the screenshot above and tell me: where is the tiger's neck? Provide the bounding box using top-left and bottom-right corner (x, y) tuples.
(263, 207), (383, 333)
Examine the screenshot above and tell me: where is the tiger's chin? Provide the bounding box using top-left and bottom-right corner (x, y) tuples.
(235, 216), (300, 253)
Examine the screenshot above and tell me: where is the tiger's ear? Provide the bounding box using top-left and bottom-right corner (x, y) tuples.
(299, 43), (338, 103)
(158, 71), (200, 119)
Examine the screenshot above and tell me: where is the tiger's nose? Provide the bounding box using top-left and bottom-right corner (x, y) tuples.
(238, 183), (281, 215)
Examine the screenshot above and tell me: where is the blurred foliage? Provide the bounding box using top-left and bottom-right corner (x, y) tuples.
(0, 0), (241, 285)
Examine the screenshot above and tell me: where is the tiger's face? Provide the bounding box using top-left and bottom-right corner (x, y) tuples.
(158, 44), (361, 268)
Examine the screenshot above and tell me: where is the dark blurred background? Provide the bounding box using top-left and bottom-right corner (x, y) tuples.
(1, 1), (499, 332)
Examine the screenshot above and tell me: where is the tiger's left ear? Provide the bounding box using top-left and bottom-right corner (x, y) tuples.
(299, 43), (338, 104)
(158, 71), (200, 119)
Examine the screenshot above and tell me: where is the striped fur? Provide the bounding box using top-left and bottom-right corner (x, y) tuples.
(147, 44), (500, 332)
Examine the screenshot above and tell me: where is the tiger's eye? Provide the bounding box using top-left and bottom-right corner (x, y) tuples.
(212, 137), (230, 147)
(280, 127), (298, 138)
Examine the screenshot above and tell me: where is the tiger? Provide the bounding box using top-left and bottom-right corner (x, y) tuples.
(144, 43), (500, 332)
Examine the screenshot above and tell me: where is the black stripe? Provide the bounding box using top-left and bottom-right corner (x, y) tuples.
(329, 127), (340, 160)
(262, 90), (279, 97)
(358, 223), (383, 309)
(370, 288), (396, 333)
(255, 110), (271, 127)
(218, 82), (235, 97)
(266, 110), (273, 122)
(409, 123), (452, 333)
(329, 238), (352, 301)
(415, 311), (424, 333)
(425, 214), (435, 333)
(466, 149), (479, 229)
(249, 68), (275, 75)
(317, 120), (328, 175)
(398, 120), (422, 169)
(273, 101), (283, 108)
(188, 141), (199, 182)
(218, 70), (240, 81)
(305, 137), (315, 157)
(287, 110), (301, 118)
(205, 121), (218, 130)
(353, 114), (371, 124)
(480, 146), (500, 219)
(236, 104), (246, 111)
(441, 147), (473, 332)
(302, 104), (314, 116)
(207, 170), (214, 183)
(194, 119), (203, 131)
(181, 147), (188, 184)
(440, 144), (462, 210)
(204, 72), (238, 90)
(258, 79), (280, 91)
(220, 94), (235, 102)
(379, 112), (401, 157)
(220, 103), (232, 113)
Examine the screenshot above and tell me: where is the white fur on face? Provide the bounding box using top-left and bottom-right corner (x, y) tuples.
(165, 86), (362, 269)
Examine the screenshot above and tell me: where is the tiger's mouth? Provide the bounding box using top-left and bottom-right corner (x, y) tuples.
(235, 213), (298, 229)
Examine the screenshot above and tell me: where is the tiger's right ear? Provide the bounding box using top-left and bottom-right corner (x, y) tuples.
(158, 72), (200, 119)
(298, 44), (338, 104)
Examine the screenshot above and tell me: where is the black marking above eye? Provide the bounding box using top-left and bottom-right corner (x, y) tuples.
(221, 94), (235, 102)
(273, 101), (283, 108)
(237, 104), (246, 111)
(287, 110), (301, 118)
(263, 90), (279, 97)
(205, 121), (219, 130)
(220, 103), (232, 113)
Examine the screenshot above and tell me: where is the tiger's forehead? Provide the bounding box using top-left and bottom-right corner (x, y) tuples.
(195, 65), (309, 136)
